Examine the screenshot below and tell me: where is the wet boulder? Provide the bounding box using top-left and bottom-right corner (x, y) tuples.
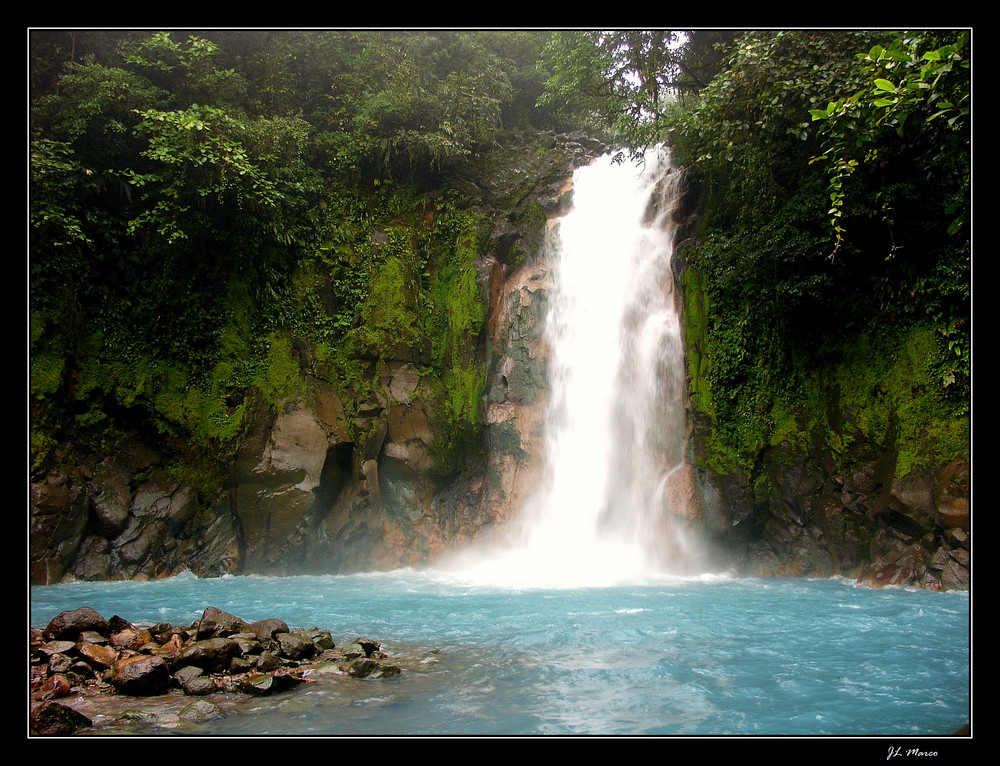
(173, 637), (241, 674)
(246, 618), (289, 642)
(275, 632), (318, 661)
(346, 657), (401, 679)
(36, 674), (72, 700)
(31, 700), (93, 735)
(77, 641), (118, 670)
(238, 669), (308, 696)
(43, 607), (108, 641)
(342, 637), (382, 658)
(179, 699), (226, 722)
(30, 604), (408, 734)
(35, 639), (75, 662)
(197, 606), (248, 639)
(294, 627), (335, 651)
(110, 626), (156, 652)
(110, 654), (171, 696)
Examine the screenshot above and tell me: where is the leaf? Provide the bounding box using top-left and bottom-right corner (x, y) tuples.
(873, 78), (897, 92)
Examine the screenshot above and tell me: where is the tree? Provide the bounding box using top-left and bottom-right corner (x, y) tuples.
(665, 28), (971, 472)
(345, 31), (514, 178)
(539, 30), (688, 160)
(118, 31), (248, 110)
(808, 30), (970, 258)
(126, 103), (282, 244)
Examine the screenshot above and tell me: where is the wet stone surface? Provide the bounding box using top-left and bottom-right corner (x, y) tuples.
(30, 606), (415, 736)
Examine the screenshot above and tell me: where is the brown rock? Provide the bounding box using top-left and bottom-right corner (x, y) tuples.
(43, 607), (108, 641)
(77, 641), (118, 669)
(48, 652), (73, 674)
(246, 618), (289, 642)
(31, 700), (93, 735)
(110, 654), (170, 696)
(346, 657), (401, 679)
(174, 637), (241, 674)
(66, 660), (99, 684)
(197, 606), (247, 639)
(180, 675), (218, 696)
(237, 670), (307, 696)
(78, 629), (108, 645)
(343, 637), (381, 658)
(90, 466), (131, 537)
(35, 674), (72, 700)
(151, 632), (185, 660)
(275, 631), (317, 661)
(37, 639), (75, 658)
(107, 615), (135, 633)
(110, 627), (154, 651)
(256, 650), (283, 672)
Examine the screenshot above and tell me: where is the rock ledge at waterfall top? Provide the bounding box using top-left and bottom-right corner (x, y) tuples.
(30, 605), (417, 736)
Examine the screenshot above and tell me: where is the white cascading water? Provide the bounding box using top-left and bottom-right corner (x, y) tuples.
(455, 146), (691, 587)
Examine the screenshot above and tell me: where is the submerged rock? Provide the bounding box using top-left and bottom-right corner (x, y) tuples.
(30, 701), (93, 735)
(238, 669), (308, 696)
(179, 699), (226, 722)
(345, 657), (401, 679)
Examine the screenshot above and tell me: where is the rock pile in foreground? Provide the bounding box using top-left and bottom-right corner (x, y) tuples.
(30, 605), (402, 735)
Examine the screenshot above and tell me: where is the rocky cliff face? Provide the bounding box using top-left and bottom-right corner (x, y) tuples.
(29, 133), (969, 591)
(29, 130), (602, 584)
(670, 171), (971, 592)
(30, 453), (242, 584)
(685, 417), (970, 590)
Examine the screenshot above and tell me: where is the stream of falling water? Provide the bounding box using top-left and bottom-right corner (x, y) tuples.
(451, 147), (694, 587)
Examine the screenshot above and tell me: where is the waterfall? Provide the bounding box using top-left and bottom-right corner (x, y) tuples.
(454, 146), (693, 587)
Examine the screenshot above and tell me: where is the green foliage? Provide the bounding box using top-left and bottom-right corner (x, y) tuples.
(29, 139), (93, 252)
(821, 326), (967, 477)
(127, 103), (283, 244)
(118, 31), (248, 109)
(30, 56), (166, 156)
(30, 28), (552, 479)
(29, 347), (66, 401)
(539, 30), (687, 159)
(809, 31), (971, 402)
(673, 31), (885, 224)
(348, 253), (422, 358)
(430, 207), (487, 456)
(428, 208), (486, 364)
(29, 27), (969, 507)
(339, 31), (516, 178)
(808, 31), (970, 257)
(680, 264), (712, 415)
(258, 331), (306, 404)
(689, 251), (968, 479)
(671, 29), (970, 480)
